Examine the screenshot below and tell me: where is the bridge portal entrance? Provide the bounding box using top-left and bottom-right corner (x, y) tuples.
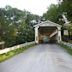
(38, 27), (58, 43)
(34, 21), (62, 44)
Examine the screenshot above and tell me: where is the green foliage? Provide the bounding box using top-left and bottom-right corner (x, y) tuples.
(59, 42), (72, 55)
(61, 0), (72, 22)
(0, 6), (40, 47)
(0, 43), (35, 62)
(43, 0), (72, 24)
(43, 4), (59, 23)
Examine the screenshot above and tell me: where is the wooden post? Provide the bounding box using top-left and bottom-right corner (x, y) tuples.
(35, 26), (39, 44)
(57, 27), (61, 43)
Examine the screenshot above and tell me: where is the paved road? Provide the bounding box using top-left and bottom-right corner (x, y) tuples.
(0, 44), (72, 72)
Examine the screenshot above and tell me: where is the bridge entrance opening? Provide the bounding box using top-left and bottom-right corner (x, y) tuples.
(38, 27), (58, 43)
(34, 21), (61, 44)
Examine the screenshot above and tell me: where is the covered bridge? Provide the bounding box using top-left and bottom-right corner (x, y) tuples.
(34, 20), (62, 43)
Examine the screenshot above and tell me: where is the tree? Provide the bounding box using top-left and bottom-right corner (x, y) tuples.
(0, 6), (40, 47)
(43, 0), (72, 24)
(43, 4), (62, 24)
(59, 0), (72, 22)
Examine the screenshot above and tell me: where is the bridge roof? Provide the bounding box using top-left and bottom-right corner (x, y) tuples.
(34, 20), (61, 27)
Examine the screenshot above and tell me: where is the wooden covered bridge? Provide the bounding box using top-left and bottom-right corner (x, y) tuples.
(34, 20), (62, 43)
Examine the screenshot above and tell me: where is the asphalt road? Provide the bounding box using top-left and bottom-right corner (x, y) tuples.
(0, 44), (72, 72)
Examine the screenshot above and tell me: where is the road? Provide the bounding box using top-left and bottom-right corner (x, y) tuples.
(0, 44), (72, 72)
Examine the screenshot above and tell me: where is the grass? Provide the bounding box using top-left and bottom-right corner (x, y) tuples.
(0, 43), (35, 63)
(59, 43), (72, 55)
(68, 40), (72, 44)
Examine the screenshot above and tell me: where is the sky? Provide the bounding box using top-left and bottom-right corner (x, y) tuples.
(0, 0), (58, 16)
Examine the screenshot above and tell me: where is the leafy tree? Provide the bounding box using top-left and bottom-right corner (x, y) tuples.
(43, 0), (72, 24)
(43, 4), (58, 22)
(61, 0), (72, 22)
(0, 6), (40, 47)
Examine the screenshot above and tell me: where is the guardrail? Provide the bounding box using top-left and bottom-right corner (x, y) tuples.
(59, 41), (72, 48)
(0, 42), (35, 54)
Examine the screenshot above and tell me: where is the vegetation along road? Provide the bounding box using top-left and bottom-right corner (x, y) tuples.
(0, 44), (72, 72)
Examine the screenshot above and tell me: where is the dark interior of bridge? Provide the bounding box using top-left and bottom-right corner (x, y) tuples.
(38, 27), (58, 43)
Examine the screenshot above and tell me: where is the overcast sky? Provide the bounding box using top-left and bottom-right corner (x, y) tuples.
(0, 0), (58, 16)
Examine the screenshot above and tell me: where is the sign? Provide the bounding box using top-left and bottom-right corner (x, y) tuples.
(64, 30), (68, 35)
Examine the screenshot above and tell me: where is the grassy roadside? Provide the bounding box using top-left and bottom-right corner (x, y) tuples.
(59, 43), (72, 55)
(0, 43), (36, 63)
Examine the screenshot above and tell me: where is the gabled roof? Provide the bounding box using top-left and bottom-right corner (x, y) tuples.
(34, 20), (61, 27)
